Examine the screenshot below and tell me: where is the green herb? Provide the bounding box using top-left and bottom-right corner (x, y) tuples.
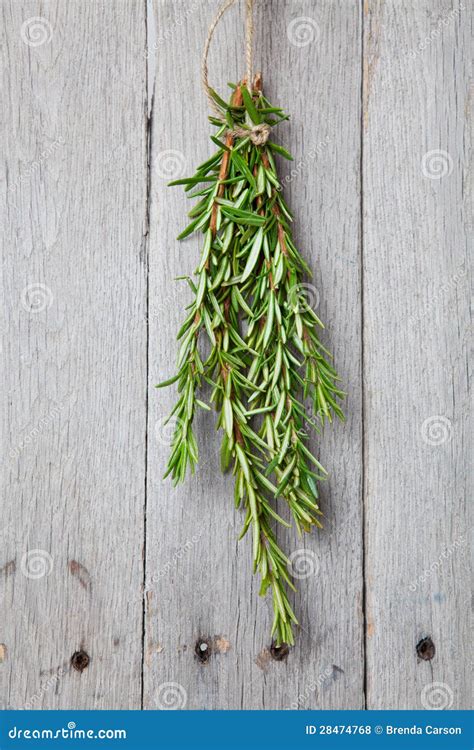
(158, 78), (344, 647)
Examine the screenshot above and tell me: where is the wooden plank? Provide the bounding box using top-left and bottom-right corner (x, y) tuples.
(0, 1), (147, 709)
(145, 0), (363, 709)
(363, 0), (471, 709)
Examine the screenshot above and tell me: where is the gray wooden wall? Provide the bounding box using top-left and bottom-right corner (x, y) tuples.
(1, 0), (471, 711)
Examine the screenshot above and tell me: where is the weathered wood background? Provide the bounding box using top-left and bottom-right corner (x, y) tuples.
(1, 0), (470, 711)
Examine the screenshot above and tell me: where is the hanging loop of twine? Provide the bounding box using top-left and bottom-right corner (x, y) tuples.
(201, 0), (271, 146)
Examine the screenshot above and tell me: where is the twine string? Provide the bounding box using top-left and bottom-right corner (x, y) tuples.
(244, 0), (253, 86)
(201, 0), (271, 145)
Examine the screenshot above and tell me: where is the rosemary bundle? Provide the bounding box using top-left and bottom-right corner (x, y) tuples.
(158, 76), (344, 647)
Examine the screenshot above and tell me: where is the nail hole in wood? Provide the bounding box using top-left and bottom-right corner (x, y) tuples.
(195, 638), (211, 663)
(71, 650), (90, 672)
(270, 641), (289, 661)
(416, 637), (435, 661)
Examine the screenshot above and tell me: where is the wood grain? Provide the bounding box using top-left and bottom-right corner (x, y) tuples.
(145, 0), (363, 710)
(0, 0), (147, 709)
(0, 0), (470, 712)
(362, 0), (471, 710)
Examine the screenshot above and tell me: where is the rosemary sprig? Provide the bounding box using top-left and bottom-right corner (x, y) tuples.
(158, 78), (344, 646)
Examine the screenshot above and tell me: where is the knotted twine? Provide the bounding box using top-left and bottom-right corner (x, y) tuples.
(201, 0), (271, 146)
